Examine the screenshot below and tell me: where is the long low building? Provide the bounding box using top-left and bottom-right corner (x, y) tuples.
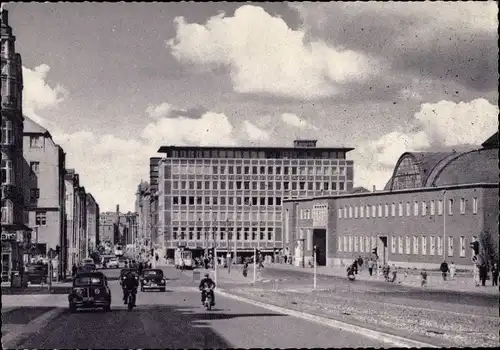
(283, 132), (498, 270)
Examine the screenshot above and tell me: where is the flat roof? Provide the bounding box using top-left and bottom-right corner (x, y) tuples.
(283, 182), (499, 203)
(157, 145), (355, 153)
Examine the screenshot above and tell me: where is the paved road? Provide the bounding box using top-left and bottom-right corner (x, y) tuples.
(3, 267), (389, 348)
(257, 267), (498, 317)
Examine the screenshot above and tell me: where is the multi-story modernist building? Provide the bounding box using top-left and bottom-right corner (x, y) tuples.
(156, 140), (354, 259)
(64, 169), (79, 272)
(23, 116), (66, 279)
(283, 132), (499, 270)
(1, 9), (31, 283)
(135, 181), (151, 248)
(85, 193), (99, 254)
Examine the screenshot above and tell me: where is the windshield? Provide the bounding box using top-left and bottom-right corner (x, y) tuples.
(74, 276), (103, 286)
(143, 270), (163, 277)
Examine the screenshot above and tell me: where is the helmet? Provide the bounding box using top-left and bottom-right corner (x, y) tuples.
(204, 273), (210, 278)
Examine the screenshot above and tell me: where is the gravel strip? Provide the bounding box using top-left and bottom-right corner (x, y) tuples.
(225, 287), (499, 348)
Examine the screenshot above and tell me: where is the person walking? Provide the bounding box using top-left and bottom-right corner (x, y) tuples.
(357, 256), (364, 272)
(491, 262), (498, 287)
(71, 263), (78, 278)
(449, 261), (456, 280)
(367, 259), (374, 276)
(479, 261), (488, 286)
(440, 261), (449, 281)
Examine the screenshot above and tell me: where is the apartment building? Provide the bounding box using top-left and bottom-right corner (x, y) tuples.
(86, 193), (99, 253)
(156, 140), (354, 259)
(64, 169), (79, 272)
(135, 181), (151, 247)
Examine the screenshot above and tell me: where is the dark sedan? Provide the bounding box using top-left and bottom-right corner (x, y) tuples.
(68, 272), (111, 312)
(140, 269), (166, 292)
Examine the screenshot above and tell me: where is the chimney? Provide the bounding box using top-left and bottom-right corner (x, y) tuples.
(372, 185), (376, 192)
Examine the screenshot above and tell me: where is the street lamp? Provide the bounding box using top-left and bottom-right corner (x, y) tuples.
(442, 190), (447, 260)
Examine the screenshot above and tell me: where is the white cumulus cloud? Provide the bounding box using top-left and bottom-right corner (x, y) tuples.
(281, 113), (318, 130)
(352, 98), (498, 191)
(167, 5), (379, 100)
(242, 120), (270, 141)
(145, 102), (174, 119)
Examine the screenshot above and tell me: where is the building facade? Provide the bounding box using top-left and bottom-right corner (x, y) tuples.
(149, 157), (161, 260)
(64, 169), (79, 272)
(1, 9), (31, 283)
(99, 211), (118, 250)
(156, 140), (354, 259)
(86, 193), (99, 254)
(77, 186), (87, 259)
(135, 181), (151, 249)
(22, 117), (67, 279)
(283, 134), (499, 270)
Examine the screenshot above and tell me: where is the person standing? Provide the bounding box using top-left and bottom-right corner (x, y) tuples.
(491, 263), (498, 287)
(367, 259), (374, 276)
(440, 261), (449, 281)
(449, 261), (456, 280)
(479, 261), (488, 286)
(71, 263), (78, 278)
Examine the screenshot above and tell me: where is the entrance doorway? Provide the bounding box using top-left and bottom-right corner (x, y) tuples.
(378, 236), (388, 266)
(2, 253), (11, 282)
(313, 229), (327, 266)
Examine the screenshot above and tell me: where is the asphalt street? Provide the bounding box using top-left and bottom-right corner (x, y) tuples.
(256, 267), (498, 317)
(4, 267), (389, 348)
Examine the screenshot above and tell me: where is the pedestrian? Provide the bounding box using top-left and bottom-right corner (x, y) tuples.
(449, 261), (456, 280)
(71, 263), (77, 278)
(367, 259), (374, 276)
(440, 261), (449, 281)
(243, 261), (248, 277)
(357, 256), (363, 272)
(479, 262), (488, 286)
(421, 269), (428, 287)
(390, 264), (397, 283)
(491, 263), (498, 286)
(352, 259), (358, 275)
(138, 261), (144, 275)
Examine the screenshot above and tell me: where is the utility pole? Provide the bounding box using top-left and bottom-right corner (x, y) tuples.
(313, 245), (317, 290)
(226, 219), (230, 274)
(253, 247), (257, 284)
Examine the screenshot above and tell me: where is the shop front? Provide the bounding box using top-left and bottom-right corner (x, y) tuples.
(1, 229), (30, 284)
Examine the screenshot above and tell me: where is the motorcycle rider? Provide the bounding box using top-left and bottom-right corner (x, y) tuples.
(199, 273), (216, 306)
(122, 270), (139, 306)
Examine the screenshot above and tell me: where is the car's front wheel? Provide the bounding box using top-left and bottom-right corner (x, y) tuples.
(69, 304), (77, 313)
(103, 304), (111, 312)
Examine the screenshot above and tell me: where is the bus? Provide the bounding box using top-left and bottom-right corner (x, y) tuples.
(174, 249), (193, 270)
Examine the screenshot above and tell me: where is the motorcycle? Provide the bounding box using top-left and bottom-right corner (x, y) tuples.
(126, 288), (137, 311)
(203, 287), (214, 311)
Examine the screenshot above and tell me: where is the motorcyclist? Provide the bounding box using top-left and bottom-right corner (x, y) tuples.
(199, 273), (216, 306)
(122, 270), (139, 306)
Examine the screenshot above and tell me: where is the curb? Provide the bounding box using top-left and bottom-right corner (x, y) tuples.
(217, 289), (437, 348)
(2, 307), (65, 347)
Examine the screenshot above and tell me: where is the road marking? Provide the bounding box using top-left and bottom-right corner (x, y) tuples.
(217, 289), (437, 348)
(2, 307), (65, 348)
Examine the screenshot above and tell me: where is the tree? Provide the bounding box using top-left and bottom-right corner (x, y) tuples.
(479, 230), (499, 267)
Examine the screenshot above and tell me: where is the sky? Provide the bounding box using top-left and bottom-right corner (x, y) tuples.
(4, 2), (499, 212)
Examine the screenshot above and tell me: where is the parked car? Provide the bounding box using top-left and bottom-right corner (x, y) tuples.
(68, 272), (111, 312)
(25, 264), (48, 284)
(140, 269), (167, 292)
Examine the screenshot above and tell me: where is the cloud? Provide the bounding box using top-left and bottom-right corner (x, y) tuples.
(145, 102), (174, 119)
(292, 2), (498, 93)
(351, 98), (499, 191)
(281, 113), (318, 130)
(242, 120), (270, 141)
(22, 64), (68, 111)
(167, 5), (380, 100)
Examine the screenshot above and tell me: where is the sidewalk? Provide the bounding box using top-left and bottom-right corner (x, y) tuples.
(266, 263), (499, 295)
(189, 265), (263, 285)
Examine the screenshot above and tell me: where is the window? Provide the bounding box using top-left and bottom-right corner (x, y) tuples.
(397, 202), (403, 217)
(338, 208), (342, 218)
(354, 206), (358, 218)
(391, 236), (396, 253)
(421, 236), (427, 255)
(360, 205), (364, 218)
(365, 236), (370, 252)
(371, 205), (376, 217)
(366, 206), (370, 218)
(343, 236), (348, 252)
(348, 206), (353, 218)
(405, 236), (410, 254)
(30, 188), (40, 202)
(344, 207), (347, 218)
(1, 159), (13, 185)
(35, 211), (47, 226)
(413, 236), (419, 255)
(413, 201), (419, 216)
(406, 202), (411, 216)
(437, 200), (443, 215)
(460, 198), (466, 214)
(459, 236), (466, 257)
(448, 199), (454, 215)
(384, 204), (389, 217)
(377, 204), (382, 217)
(437, 236), (443, 256)
(1, 119), (14, 145)
(430, 236), (436, 255)
(472, 197), (478, 214)
(354, 236), (358, 252)
(421, 201), (427, 216)
(448, 237), (454, 257)
(391, 203), (395, 217)
(348, 236), (353, 252)
(360, 237), (364, 252)
(338, 236), (343, 252)
(390, 155), (422, 190)
(30, 136), (43, 148)
(398, 236), (403, 254)
(430, 200), (435, 215)
(1, 199), (13, 224)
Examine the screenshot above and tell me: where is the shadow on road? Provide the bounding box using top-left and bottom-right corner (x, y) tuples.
(2, 306), (56, 324)
(1, 287), (72, 295)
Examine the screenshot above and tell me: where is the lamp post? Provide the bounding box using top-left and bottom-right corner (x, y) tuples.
(443, 190), (447, 260)
(313, 245), (317, 290)
(226, 219), (231, 274)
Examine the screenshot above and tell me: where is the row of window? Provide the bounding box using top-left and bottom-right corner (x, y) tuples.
(168, 149), (345, 160)
(170, 210), (282, 221)
(300, 206), (329, 226)
(171, 164), (348, 176)
(338, 197), (479, 219)
(338, 234), (474, 258)
(172, 180), (346, 191)
(172, 195), (284, 206)
(172, 226), (275, 241)
(0, 120), (44, 148)
(1, 160), (41, 185)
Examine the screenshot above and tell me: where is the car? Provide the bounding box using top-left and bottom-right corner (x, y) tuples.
(78, 263), (97, 273)
(107, 257), (120, 269)
(140, 269), (167, 292)
(119, 268), (138, 287)
(68, 272), (111, 313)
(25, 264), (48, 284)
